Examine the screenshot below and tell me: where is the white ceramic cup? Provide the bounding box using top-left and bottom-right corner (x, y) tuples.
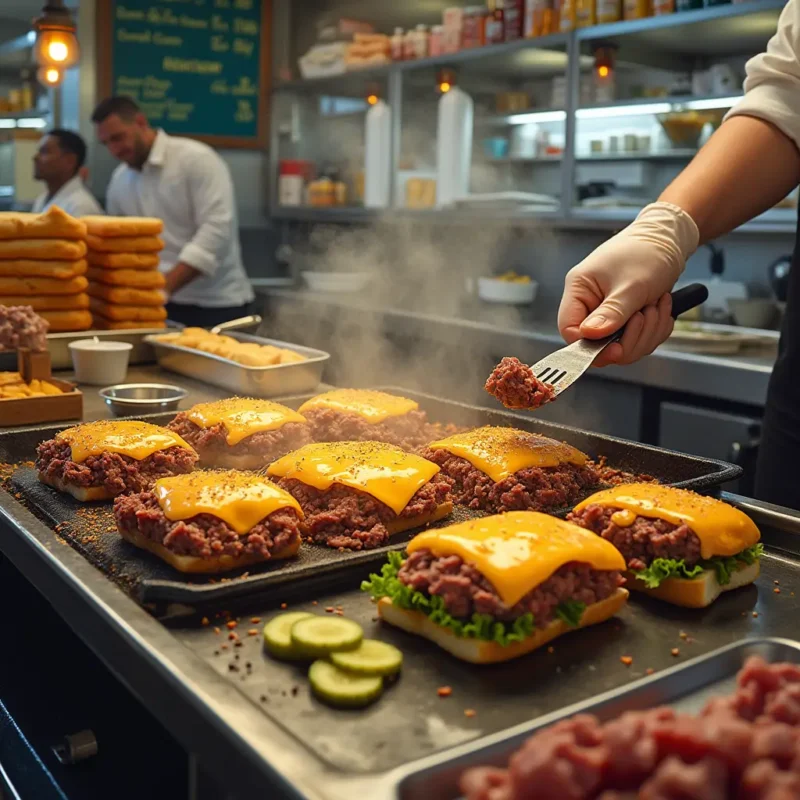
(69, 339), (133, 386)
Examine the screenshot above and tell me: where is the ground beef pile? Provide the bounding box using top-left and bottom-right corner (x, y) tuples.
(569, 504), (701, 571)
(399, 550), (622, 626)
(167, 413), (312, 465)
(36, 439), (197, 497)
(114, 492), (301, 559)
(461, 656), (800, 800)
(277, 474), (452, 550)
(0, 305), (48, 352)
(303, 406), (431, 451)
(485, 356), (556, 410)
(424, 447), (600, 514)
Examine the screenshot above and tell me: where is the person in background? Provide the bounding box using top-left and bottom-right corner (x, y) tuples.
(91, 95), (254, 327)
(556, 0), (800, 510)
(32, 129), (104, 217)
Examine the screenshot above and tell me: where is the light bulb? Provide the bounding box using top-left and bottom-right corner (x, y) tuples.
(597, 65), (610, 78)
(367, 94), (378, 105)
(439, 82), (451, 93)
(48, 40), (68, 62)
(37, 65), (64, 87)
(34, 29), (80, 69)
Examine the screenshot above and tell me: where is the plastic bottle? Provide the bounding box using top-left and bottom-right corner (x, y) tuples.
(436, 86), (474, 207)
(403, 29), (417, 60)
(430, 25), (445, 56)
(364, 100), (392, 208)
(486, 0), (505, 44)
(390, 27), (404, 60)
(505, 0), (524, 39)
(414, 24), (430, 58)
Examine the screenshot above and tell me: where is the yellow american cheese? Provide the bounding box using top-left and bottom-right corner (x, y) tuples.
(573, 484), (760, 560)
(406, 511), (626, 607)
(267, 441), (439, 515)
(427, 426), (587, 482)
(297, 389), (418, 423)
(185, 398), (307, 446)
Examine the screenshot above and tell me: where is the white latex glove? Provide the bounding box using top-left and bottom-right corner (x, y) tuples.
(558, 201), (700, 367)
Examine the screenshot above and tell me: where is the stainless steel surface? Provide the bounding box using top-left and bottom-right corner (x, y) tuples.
(98, 383), (188, 417)
(46, 328), (175, 370)
(146, 331), (329, 398)
(209, 315), (262, 334)
(393, 638), (800, 799)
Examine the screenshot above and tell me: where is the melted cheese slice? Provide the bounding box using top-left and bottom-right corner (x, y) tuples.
(298, 389), (418, 423)
(154, 471), (302, 534)
(57, 420), (194, 463)
(267, 441), (439, 515)
(428, 426), (587, 482)
(573, 484), (761, 560)
(185, 398), (307, 445)
(407, 511), (625, 607)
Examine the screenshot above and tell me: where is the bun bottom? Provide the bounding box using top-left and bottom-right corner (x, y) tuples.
(385, 502), (453, 536)
(117, 525), (301, 574)
(38, 472), (112, 502)
(377, 587), (629, 664)
(626, 561), (760, 608)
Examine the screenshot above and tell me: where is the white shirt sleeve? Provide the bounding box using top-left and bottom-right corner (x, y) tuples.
(105, 168), (124, 216)
(727, 0), (800, 150)
(31, 192), (46, 213)
(66, 189), (104, 218)
(177, 153), (236, 277)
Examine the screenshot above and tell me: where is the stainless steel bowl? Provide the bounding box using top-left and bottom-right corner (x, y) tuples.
(99, 383), (188, 417)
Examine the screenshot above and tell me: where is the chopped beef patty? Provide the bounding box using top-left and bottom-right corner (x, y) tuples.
(568, 504), (701, 571)
(168, 413), (312, 464)
(302, 407), (431, 451)
(277, 474), (452, 550)
(424, 448), (600, 514)
(485, 356), (556, 410)
(399, 549), (622, 626)
(36, 438), (197, 497)
(114, 492), (301, 559)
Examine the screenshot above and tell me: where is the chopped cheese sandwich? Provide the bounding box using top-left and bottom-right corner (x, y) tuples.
(569, 484), (762, 607)
(113, 470), (303, 573)
(268, 440), (453, 550)
(363, 511), (628, 663)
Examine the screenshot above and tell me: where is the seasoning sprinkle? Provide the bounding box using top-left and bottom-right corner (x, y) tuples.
(226, 620), (238, 630)
(247, 628), (258, 636)
(620, 656), (633, 666)
(437, 686), (452, 698)
(464, 709), (477, 718)
(671, 648), (680, 657)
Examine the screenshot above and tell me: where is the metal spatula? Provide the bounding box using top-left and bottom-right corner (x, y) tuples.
(533, 283), (709, 400)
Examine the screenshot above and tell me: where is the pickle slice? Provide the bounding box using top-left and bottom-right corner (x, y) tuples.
(290, 616), (363, 658)
(330, 639), (403, 677)
(309, 660), (383, 708)
(262, 612), (315, 659)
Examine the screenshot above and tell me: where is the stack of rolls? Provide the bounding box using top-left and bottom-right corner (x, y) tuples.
(83, 216), (167, 330)
(0, 206), (91, 332)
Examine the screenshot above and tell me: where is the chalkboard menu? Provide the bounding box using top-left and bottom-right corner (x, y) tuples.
(97, 0), (270, 148)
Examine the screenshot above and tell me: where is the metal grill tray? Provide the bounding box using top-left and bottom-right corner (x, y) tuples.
(392, 637), (800, 799)
(3, 389), (741, 608)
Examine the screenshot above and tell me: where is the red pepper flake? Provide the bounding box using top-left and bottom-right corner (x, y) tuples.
(752, 611), (759, 618)
(226, 620), (238, 630)
(247, 628), (258, 636)
(774, 588), (781, 594)
(228, 632), (239, 641)
(679, 631), (688, 640)
(334, 610), (344, 616)
(221, 644), (229, 650)
(325, 606), (335, 613)
(671, 648), (680, 657)
(620, 656), (633, 666)
(201, 617), (210, 626)
(437, 686), (452, 698)
(280, 603), (288, 610)
(234, 641), (243, 648)
(646, 668), (655, 676)
(213, 627), (221, 635)
(251, 617), (261, 624)
(464, 709), (477, 718)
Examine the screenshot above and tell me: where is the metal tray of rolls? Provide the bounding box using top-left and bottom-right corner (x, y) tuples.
(145, 331), (330, 397)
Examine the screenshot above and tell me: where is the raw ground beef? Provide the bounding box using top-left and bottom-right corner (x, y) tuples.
(399, 549), (622, 626)
(36, 438), (197, 497)
(461, 656), (800, 800)
(569, 504), (701, 571)
(167, 413), (312, 464)
(302, 406), (432, 451)
(114, 492), (301, 559)
(277, 474), (452, 550)
(485, 356), (556, 410)
(423, 447), (601, 514)
(0, 305), (48, 352)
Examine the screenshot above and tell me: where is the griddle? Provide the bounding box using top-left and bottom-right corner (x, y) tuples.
(3, 389), (740, 609)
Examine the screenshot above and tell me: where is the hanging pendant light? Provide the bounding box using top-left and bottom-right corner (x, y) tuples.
(33, 1), (80, 70)
(37, 65), (64, 88)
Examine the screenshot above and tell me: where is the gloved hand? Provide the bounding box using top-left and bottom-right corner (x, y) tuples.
(558, 201), (700, 367)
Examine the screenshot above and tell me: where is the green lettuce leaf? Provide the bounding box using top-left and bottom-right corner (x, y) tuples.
(361, 551), (536, 647)
(631, 543), (764, 589)
(555, 600), (586, 628)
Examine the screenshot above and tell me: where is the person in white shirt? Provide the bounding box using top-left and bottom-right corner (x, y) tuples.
(556, 0), (800, 509)
(90, 96), (255, 327)
(32, 129), (104, 218)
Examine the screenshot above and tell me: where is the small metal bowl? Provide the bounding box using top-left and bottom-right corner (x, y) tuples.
(99, 383), (188, 417)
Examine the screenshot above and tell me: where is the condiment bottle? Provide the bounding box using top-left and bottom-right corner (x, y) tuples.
(505, 0), (524, 39)
(486, 0), (505, 44)
(414, 24), (430, 58)
(390, 27), (404, 60)
(430, 25), (445, 56)
(403, 28), (417, 59)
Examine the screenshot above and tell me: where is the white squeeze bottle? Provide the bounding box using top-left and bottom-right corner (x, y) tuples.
(436, 86), (473, 207)
(364, 99), (392, 209)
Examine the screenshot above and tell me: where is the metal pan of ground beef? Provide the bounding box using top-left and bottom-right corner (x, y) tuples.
(569, 504), (701, 571)
(35, 438), (198, 497)
(276, 474), (452, 550)
(485, 356), (556, 410)
(167, 412), (313, 467)
(423, 447), (601, 515)
(302, 406), (432, 451)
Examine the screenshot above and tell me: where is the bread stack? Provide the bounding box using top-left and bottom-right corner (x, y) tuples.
(83, 216), (167, 330)
(0, 207), (91, 332)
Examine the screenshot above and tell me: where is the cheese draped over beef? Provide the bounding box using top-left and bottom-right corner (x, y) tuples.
(573, 484), (761, 560)
(298, 389), (419, 423)
(57, 420), (195, 463)
(267, 441), (439, 514)
(407, 511), (626, 607)
(153, 471), (302, 534)
(185, 398), (307, 445)
(428, 426), (588, 482)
